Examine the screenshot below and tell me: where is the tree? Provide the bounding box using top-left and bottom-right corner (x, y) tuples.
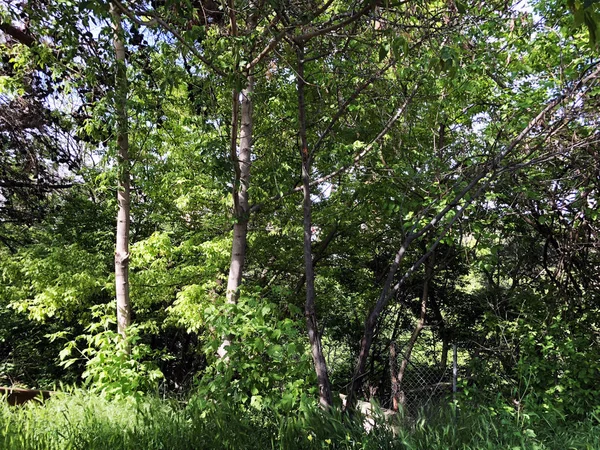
(0, 16), (81, 249)
(110, 2), (132, 341)
(1, 0), (599, 419)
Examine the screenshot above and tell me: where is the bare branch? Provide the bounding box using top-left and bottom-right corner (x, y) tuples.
(111, 0), (157, 26)
(308, 83), (419, 187)
(312, 59), (395, 156)
(246, 29), (287, 71)
(249, 81), (418, 213)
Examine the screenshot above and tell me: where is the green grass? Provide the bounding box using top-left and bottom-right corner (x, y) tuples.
(1, 391), (600, 449)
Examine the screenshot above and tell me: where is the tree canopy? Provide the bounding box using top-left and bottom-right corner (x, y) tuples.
(0, 0), (599, 419)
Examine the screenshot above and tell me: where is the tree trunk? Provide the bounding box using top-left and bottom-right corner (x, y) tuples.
(389, 341), (401, 411)
(440, 336), (449, 372)
(429, 292), (449, 371)
(345, 237), (414, 410)
(110, 3), (131, 343)
(393, 253), (434, 410)
(218, 5), (255, 359)
(297, 44), (333, 409)
(218, 79), (253, 359)
(226, 81), (252, 305)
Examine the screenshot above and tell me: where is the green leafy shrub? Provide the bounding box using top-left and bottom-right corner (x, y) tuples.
(191, 292), (316, 413)
(60, 307), (163, 398)
(518, 315), (600, 419)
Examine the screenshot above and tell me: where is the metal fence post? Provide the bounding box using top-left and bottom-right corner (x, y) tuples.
(452, 344), (457, 400)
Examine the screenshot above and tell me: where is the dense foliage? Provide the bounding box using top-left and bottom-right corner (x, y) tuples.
(1, 0), (600, 443)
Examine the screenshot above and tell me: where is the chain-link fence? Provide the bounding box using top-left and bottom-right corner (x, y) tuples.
(397, 359), (454, 418)
(389, 342), (458, 420)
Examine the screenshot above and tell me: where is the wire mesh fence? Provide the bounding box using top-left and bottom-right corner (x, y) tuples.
(387, 339), (458, 420)
(398, 360), (454, 418)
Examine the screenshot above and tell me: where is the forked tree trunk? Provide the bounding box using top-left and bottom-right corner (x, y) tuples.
(297, 44), (333, 409)
(110, 3), (131, 343)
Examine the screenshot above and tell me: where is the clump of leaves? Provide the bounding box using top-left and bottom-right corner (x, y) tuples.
(59, 305), (163, 398)
(189, 292), (317, 413)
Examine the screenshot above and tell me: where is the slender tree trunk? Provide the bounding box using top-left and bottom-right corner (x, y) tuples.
(297, 44), (333, 409)
(389, 341), (401, 411)
(393, 253), (434, 409)
(429, 291), (449, 371)
(390, 255), (434, 411)
(226, 82), (252, 304)
(110, 3), (131, 343)
(440, 336), (449, 371)
(293, 226), (337, 294)
(385, 305), (405, 402)
(218, 79), (253, 359)
(345, 237), (414, 410)
(218, 5), (255, 359)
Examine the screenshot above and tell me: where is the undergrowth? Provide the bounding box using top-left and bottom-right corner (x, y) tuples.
(1, 391), (600, 449)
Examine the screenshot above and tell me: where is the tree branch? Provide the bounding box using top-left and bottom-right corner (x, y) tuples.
(0, 23), (36, 47)
(294, 0), (377, 44)
(111, 0), (228, 78)
(344, 61), (600, 410)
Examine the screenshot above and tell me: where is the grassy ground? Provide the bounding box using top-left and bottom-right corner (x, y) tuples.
(1, 391), (599, 449)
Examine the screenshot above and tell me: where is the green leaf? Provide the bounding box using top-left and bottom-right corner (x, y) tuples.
(378, 43), (389, 62)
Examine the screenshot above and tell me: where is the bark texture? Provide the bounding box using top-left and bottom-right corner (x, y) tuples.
(218, 6), (256, 359)
(225, 81), (252, 305)
(218, 79), (253, 359)
(297, 45), (333, 409)
(111, 3), (131, 341)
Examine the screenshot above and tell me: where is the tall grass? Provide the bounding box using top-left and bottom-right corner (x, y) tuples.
(1, 391), (599, 449)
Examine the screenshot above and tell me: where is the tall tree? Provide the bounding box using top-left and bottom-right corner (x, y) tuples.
(219, 2), (256, 358)
(110, 3), (131, 340)
(296, 43), (334, 409)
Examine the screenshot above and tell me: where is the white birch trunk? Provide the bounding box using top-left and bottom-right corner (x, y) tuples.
(110, 3), (131, 342)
